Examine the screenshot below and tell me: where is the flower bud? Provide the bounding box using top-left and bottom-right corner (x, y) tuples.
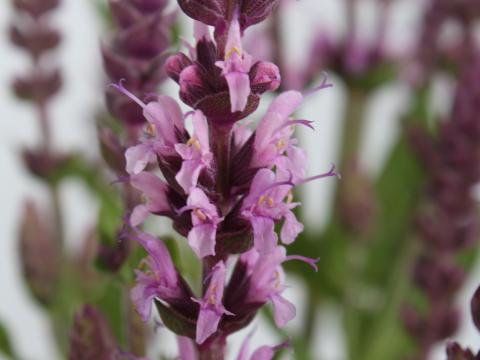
(69, 305), (117, 360)
(13, 0), (60, 18)
(109, 0), (142, 28)
(22, 148), (69, 180)
(165, 53), (192, 83)
(249, 61), (281, 94)
(117, 16), (169, 59)
(179, 65), (210, 107)
(19, 201), (60, 305)
(98, 128), (127, 174)
(101, 44), (139, 85)
(10, 23), (61, 58)
(13, 69), (62, 102)
(412, 256), (465, 298)
(177, 0), (280, 30)
(97, 233), (129, 272)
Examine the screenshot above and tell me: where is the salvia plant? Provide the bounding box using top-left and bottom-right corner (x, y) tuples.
(2, 0), (480, 360)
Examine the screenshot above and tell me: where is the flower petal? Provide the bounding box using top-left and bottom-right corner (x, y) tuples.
(250, 216), (278, 254)
(196, 307), (222, 344)
(125, 143), (155, 174)
(188, 223), (217, 258)
(130, 204), (150, 227)
(226, 72), (251, 112)
(280, 211), (304, 245)
(270, 294), (296, 327)
(175, 160), (203, 193)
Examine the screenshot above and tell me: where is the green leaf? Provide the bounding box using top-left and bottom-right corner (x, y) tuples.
(0, 322), (16, 359)
(351, 133), (426, 360)
(95, 281), (128, 347)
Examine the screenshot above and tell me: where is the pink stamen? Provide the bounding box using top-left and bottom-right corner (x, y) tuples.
(304, 72), (333, 96)
(284, 255), (320, 272)
(298, 164), (341, 185)
(110, 80), (146, 108)
(276, 119), (315, 133)
(254, 172), (295, 204)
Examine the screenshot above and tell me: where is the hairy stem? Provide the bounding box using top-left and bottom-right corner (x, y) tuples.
(198, 337), (226, 360)
(210, 124), (233, 199)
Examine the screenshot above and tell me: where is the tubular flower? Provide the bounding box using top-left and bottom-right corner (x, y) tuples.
(216, 18), (253, 112)
(192, 261), (233, 344)
(252, 90), (309, 180)
(184, 188), (223, 258)
(129, 172), (171, 226)
(241, 169), (303, 253)
(130, 231), (193, 322)
(240, 246), (317, 327)
(175, 111), (213, 193)
(113, 83), (186, 174)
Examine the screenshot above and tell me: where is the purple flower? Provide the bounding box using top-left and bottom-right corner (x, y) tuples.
(175, 111), (213, 193)
(216, 18), (253, 112)
(165, 27), (279, 124)
(192, 261), (234, 344)
(240, 246), (318, 327)
(113, 83), (185, 173)
(252, 91), (310, 181)
(241, 169), (303, 253)
(183, 188), (223, 258)
(129, 172), (171, 226)
(130, 231), (182, 321)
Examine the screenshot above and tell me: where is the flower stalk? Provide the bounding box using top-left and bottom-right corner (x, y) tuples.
(116, 1), (334, 358)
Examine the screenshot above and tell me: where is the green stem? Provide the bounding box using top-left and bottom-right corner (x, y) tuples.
(303, 293), (318, 343)
(337, 89), (368, 180)
(359, 237), (419, 360)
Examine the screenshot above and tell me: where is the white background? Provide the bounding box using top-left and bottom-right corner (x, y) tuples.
(0, 0), (479, 359)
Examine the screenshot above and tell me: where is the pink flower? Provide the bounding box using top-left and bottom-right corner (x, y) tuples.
(241, 169), (303, 253)
(252, 91), (311, 182)
(192, 262), (234, 344)
(129, 172), (170, 227)
(175, 111), (213, 193)
(241, 246), (318, 327)
(216, 18), (253, 113)
(130, 231), (181, 322)
(184, 188), (223, 258)
(112, 82), (185, 174)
